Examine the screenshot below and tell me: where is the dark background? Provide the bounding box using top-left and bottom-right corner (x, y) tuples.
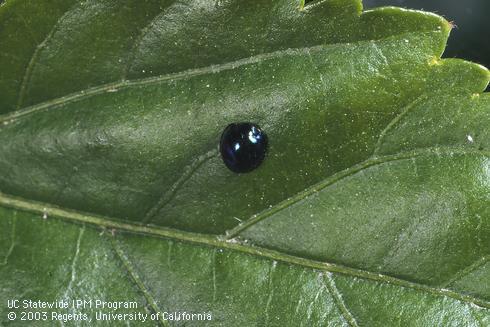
(364, 0), (490, 70)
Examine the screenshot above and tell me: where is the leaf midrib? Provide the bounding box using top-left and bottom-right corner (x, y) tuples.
(1, 146), (488, 309)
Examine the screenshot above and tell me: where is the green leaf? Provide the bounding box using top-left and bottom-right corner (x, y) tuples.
(0, 0), (489, 325)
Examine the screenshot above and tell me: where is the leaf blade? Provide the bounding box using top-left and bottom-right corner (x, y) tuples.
(0, 0), (489, 324)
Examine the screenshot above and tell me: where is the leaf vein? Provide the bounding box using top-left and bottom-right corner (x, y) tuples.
(372, 94), (427, 155)
(143, 149), (217, 223)
(15, 1), (83, 110)
(0, 185), (489, 309)
(111, 237), (167, 327)
(1, 211), (16, 266)
(323, 272), (359, 327)
(223, 147), (489, 238)
(1, 30), (438, 125)
(211, 248), (217, 303)
(442, 256), (489, 288)
(264, 261), (277, 324)
(62, 226), (85, 301)
(122, 1), (173, 79)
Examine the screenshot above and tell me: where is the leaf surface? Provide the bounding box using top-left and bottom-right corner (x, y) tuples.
(0, 0), (489, 325)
